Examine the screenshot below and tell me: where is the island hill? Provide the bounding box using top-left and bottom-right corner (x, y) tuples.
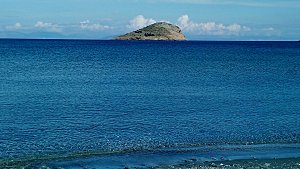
(113, 22), (186, 41)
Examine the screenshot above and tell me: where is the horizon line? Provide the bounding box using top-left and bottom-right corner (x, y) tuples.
(0, 38), (298, 42)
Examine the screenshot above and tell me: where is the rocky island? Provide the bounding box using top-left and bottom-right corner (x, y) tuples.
(113, 22), (186, 41)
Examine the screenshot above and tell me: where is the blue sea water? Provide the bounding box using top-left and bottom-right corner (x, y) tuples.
(0, 39), (300, 160)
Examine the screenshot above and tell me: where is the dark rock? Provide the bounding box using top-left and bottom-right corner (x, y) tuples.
(208, 163), (218, 167)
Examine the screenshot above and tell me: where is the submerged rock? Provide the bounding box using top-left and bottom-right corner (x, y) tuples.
(113, 22), (186, 41)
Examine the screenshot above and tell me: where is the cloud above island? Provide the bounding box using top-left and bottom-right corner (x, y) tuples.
(177, 15), (251, 35)
(126, 15), (251, 36)
(127, 15), (156, 30)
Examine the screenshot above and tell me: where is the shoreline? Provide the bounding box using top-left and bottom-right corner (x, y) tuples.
(3, 156), (300, 169)
(2, 143), (300, 169)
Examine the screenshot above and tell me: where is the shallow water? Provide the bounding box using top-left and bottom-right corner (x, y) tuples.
(0, 40), (300, 160)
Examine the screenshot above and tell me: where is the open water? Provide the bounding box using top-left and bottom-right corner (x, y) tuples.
(0, 40), (299, 167)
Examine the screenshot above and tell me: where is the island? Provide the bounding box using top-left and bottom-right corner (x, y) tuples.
(113, 22), (186, 41)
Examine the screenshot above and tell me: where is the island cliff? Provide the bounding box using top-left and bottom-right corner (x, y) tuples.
(113, 22), (186, 41)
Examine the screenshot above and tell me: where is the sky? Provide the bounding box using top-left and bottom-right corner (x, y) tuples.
(0, 0), (299, 40)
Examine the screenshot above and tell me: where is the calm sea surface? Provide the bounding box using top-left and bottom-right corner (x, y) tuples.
(0, 40), (299, 158)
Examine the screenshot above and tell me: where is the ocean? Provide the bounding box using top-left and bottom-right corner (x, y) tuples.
(0, 39), (300, 168)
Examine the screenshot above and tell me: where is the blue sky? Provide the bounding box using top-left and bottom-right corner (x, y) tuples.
(1, 0), (299, 40)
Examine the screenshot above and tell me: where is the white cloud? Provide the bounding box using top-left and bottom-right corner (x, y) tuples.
(127, 15), (156, 30)
(242, 26), (251, 32)
(178, 15), (189, 28)
(262, 27), (275, 31)
(260, 27), (279, 37)
(80, 20), (111, 31)
(34, 21), (62, 32)
(177, 15), (250, 35)
(6, 22), (22, 30)
(14, 23), (22, 29)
